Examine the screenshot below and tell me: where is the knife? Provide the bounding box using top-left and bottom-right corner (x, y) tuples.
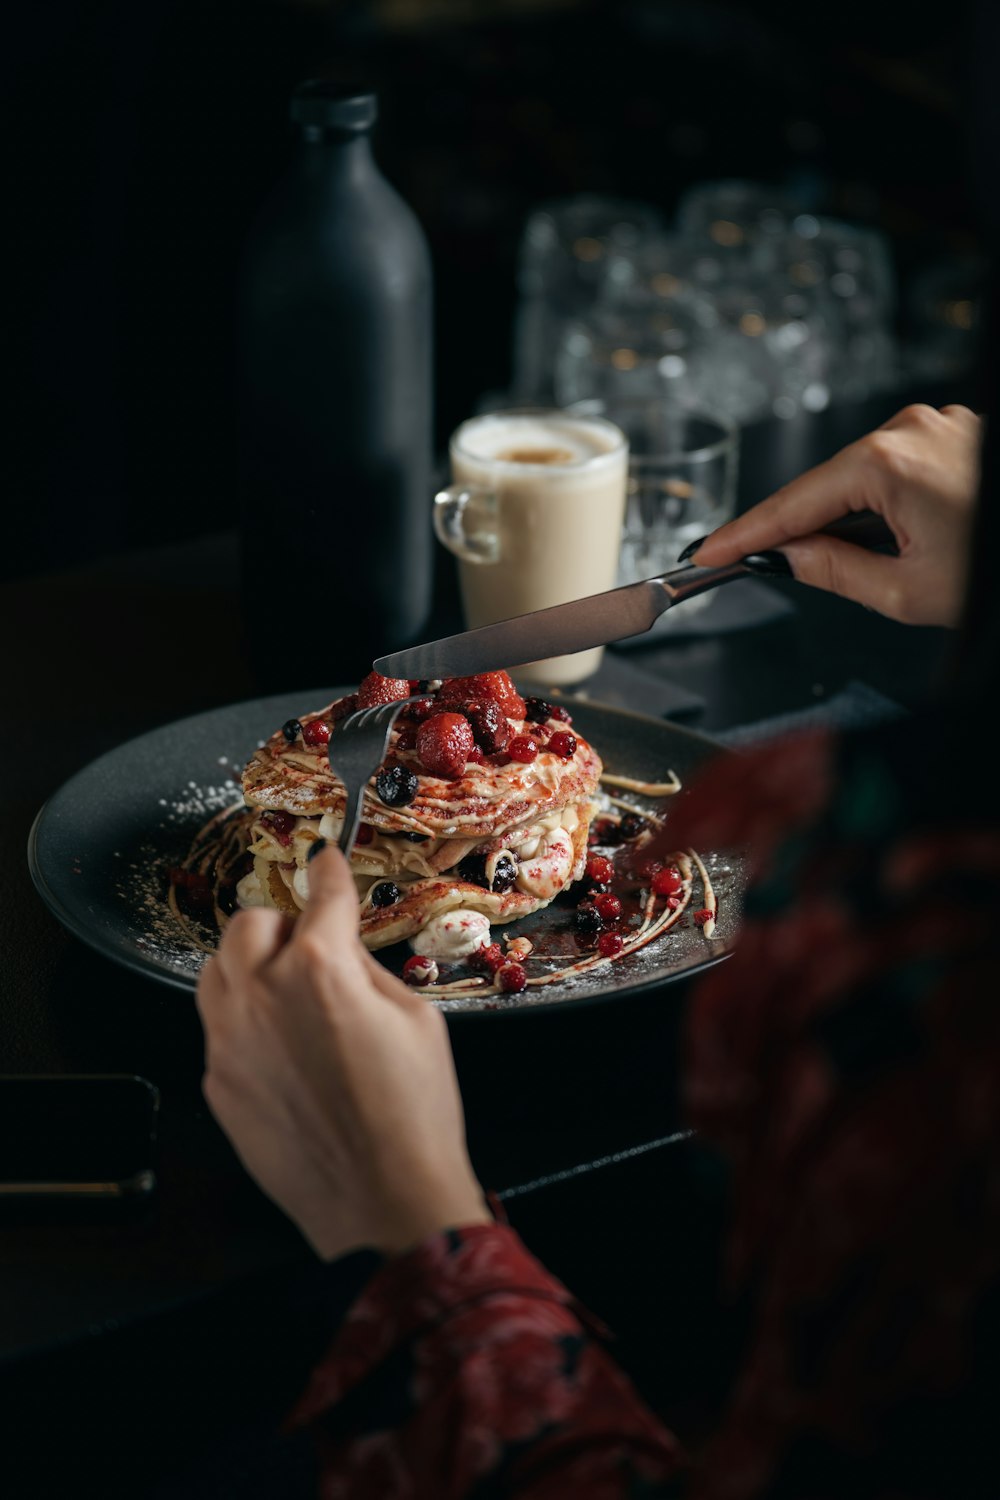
(373, 511), (898, 680)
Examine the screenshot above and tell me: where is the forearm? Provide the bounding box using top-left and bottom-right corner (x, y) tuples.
(286, 1223), (684, 1499)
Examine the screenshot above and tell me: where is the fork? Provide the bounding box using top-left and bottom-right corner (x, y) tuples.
(327, 697), (422, 856)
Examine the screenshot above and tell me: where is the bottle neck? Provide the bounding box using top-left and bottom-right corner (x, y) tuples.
(296, 128), (376, 185)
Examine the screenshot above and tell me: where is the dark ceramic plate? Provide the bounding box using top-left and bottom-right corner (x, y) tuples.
(27, 688), (744, 1014)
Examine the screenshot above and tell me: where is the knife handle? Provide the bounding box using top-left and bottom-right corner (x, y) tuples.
(656, 510), (901, 608)
(677, 509), (899, 574)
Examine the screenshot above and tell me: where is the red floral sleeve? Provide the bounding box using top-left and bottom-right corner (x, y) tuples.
(285, 1222), (685, 1498)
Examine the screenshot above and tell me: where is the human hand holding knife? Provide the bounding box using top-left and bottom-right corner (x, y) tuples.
(374, 511), (898, 681)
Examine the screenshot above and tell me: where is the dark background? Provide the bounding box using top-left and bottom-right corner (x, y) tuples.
(3, 0), (984, 581)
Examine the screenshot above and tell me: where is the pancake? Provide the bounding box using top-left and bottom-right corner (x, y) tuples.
(242, 709), (602, 836)
(225, 673), (604, 953)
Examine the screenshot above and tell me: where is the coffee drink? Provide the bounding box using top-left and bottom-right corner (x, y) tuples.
(436, 410), (628, 685)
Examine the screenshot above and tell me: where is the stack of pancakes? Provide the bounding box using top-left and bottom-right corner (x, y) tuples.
(231, 675), (603, 951)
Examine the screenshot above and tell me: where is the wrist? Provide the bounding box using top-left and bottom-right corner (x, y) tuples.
(377, 1190), (495, 1256)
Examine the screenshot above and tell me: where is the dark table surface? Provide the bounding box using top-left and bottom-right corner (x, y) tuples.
(0, 385), (962, 1492)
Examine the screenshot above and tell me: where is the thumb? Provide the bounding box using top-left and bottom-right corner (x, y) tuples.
(294, 839), (361, 943)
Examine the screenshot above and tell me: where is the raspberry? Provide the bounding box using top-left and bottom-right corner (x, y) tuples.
(301, 717), (331, 747)
(471, 942), (505, 975)
(585, 855), (614, 884)
(693, 907), (714, 927)
(548, 730), (577, 759)
(357, 672), (411, 708)
(438, 672), (526, 719)
(594, 892), (623, 921)
(597, 931), (624, 958)
(507, 735), (538, 764)
(417, 713), (476, 780)
(652, 866), (683, 898)
(402, 955), (439, 986)
(498, 962), (527, 993)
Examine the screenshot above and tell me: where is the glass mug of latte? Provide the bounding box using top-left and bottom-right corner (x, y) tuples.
(433, 408), (629, 685)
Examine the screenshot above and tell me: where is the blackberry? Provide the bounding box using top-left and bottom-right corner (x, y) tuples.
(465, 699), (510, 754)
(574, 903), (604, 936)
(403, 830), (429, 842)
(618, 812), (648, 840)
(375, 764), (418, 807)
(282, 718), (302, 742)
(457, 852), (518, 893)
(524, 697), (554, 724)
(370, 881), (400, 908)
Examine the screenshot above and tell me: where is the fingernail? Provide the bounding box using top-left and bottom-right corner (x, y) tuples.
(306, 838), (327, 862)
(677, 535), (709, 563)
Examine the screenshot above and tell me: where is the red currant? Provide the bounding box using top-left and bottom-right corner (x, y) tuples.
(498, 962), (527, 993)
(585, 855), (614, 884)
(508, 735), (538, 764)
(548, 730), (577, 759)
(594, 892), (623, 922)
(354, 823), (374, 845)
(301, 717), (331, 747)
(652, 866), (683, 898)
(402, 955), (439, 986)
(597, 931), (624, 958)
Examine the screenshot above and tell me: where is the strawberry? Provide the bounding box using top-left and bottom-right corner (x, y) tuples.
(437, 671), (526, 719)
(416, 713), (475, 780)
(356, 672), (412, 708)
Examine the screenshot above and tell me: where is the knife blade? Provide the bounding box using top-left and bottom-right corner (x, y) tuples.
(373, 511), (897, 681)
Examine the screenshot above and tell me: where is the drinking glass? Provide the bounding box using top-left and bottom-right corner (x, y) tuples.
(433, 406), (629, 685)
(568, 395), (740, 619)
(510, 194), (665, 403)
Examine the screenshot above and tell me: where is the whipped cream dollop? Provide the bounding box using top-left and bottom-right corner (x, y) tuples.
(409, 909), (491, 961)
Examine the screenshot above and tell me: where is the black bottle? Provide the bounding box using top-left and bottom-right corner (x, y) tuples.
(237, 81), (434, 691)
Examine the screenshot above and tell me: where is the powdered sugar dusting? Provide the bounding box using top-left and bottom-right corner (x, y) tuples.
(115, 778), (244, 981)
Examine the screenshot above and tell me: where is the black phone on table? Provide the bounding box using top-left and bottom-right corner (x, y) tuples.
(0, 1073), (160, 1206)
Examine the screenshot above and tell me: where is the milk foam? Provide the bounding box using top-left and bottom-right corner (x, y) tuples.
(456, 413), (619, 468)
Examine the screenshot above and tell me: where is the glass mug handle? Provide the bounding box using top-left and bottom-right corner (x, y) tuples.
(433, 483), (500, 565)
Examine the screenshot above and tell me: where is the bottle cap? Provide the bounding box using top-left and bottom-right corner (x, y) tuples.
(290, 80), (378, 134)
